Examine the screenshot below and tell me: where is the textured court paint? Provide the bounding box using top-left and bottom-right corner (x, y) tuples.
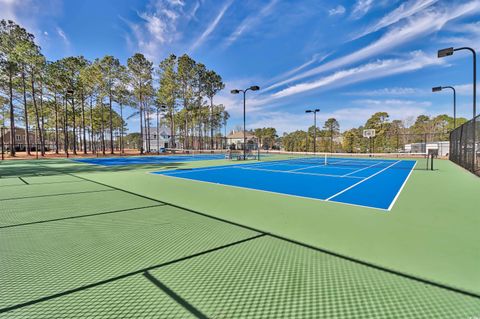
(153, 160), (415, 210)
(1, 157), (479, 304)
(63, 158), (480, 296)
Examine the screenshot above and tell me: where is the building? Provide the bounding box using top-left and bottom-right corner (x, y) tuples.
(227, 130), (257, 150)
(404, 141), (449, 157)
(1, 127), (37, 151)
(142, 126), (171, 152)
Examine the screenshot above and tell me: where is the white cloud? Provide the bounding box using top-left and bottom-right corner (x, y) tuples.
(266, 53), (332, 86)
(56, 27), (69, 46)
(0, 0), (19, 21)
(264, 1), (480, 92)
(328, 5), (346, 16)
(190, 0), (232, 51)
(351, 0), (374, 19)
(247, 101), (431, 133)
(269, 51), (442, 99)
(124, 0), (188, 60)
(346, 87), (423, 96)
(354, 0), (438, 39)
(224, 0), (278, 48)
(0, 0), (61, 41)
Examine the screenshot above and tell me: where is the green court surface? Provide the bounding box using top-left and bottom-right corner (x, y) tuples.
(1, 157), (479, 318)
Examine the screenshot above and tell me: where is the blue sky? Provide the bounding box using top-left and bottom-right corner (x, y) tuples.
(1, 0), (480, 134)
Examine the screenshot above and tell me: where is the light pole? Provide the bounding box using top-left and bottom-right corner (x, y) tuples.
(438, 47), (477, 171)
(432, 86), (457, 128)
(438, 47), (476, 118)
(231, 85), (260, 160)
(305, 109), (320, 154)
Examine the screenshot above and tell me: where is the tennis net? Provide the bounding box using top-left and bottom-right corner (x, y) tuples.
(259, 151), (434, 170)
(165, 148), (227, 158)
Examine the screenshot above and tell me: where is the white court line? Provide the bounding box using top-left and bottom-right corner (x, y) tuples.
(341, 161), (385, 177)
(387, 161), (417, 211)
(288, 163), (327, 172)
(326, 160), (400, 201)
(238, 166), (364, 179)
(159, 165), (233, 175)
(155, 172), (389, 211)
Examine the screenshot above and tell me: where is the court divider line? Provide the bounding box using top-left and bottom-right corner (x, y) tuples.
(0, 234), (266, 314)
(144, 271), (209, 319)
(156, 173), (384, 211)
(326, 161), (401, 201)
(287, 163), (327, 172)
(238, 166), (364, 179)
(341, 161), (385, 177)
(18, 177), (29, 185)
(0, 189), (115, 202)
(0, 204), (165, 229)
(0, 180), (86, 188)
(387, 161), (417, 211)
(23, 167), (480, 302)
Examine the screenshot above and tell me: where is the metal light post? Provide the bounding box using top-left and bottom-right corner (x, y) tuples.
(231, 85), (260, 160)
(432, 86), (457, 128)
(438, 47), (476, 118)
(438, 47), (477, 171)
(305, 109), (320, 154)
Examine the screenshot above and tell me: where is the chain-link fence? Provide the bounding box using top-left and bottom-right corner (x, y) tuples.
(449, 114), (480, 176)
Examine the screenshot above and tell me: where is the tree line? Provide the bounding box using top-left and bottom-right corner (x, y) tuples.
(281, 112), (466, 153)
(0, 19), (229, 157)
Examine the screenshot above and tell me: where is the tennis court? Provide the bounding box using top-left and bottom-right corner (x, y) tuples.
(74, 152), (225, 166)
(154, 154), (417, 210)
(1, 157), (480, 318)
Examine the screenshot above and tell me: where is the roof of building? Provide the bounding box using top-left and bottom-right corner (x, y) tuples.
(227, 131), (256, 139)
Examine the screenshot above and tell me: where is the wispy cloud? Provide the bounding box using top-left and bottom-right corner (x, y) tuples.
(264, 1), (480, 92)
(351, 0), (374, 19)
(269, 51), (442, 99)
(224, 0), (278, 48)
(124, 0), (189, 60)
(0, 0), (61, 41)
(247, 101), (431, 133)
(346, 87), (423, 96)
(353, 0), (439, 39)
(190, 0), (232, 51)
(329, 5), (346, 16)
(56, 26), (70, 46)
(266, 53), (332, 85)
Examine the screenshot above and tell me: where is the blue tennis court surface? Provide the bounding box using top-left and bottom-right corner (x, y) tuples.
(153, 157), (417, 210)
(74, 153), (225, 166)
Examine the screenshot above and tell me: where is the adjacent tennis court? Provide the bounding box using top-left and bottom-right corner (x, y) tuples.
(154, 154), (417, 210)
(74, 153), (225, 166)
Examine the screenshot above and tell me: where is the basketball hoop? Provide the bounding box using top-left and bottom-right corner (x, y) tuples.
(363, 129), (376, 139)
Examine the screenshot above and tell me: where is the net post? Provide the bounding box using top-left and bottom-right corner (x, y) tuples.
(324, 153), (327, 166)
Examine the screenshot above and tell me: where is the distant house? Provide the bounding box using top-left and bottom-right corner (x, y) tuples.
(227, 130), (257, 150)
(1, 127), (36, 151)
(143, 126), (171, 152)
